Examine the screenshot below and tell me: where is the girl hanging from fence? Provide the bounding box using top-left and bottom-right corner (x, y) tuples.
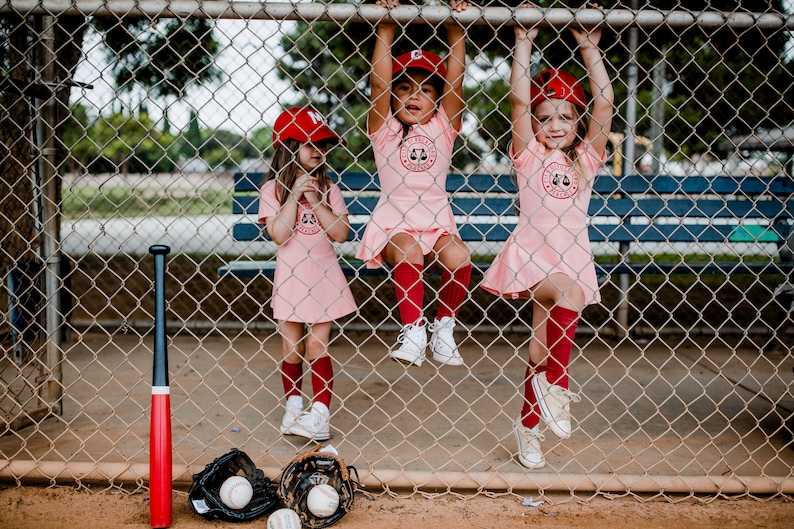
(258, 107), (357, 441)
(356, 0), (473, 368)
(481, 3), (614, 468)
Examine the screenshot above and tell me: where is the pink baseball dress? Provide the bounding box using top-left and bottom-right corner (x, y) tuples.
(258, 180), (357, 323)
(355, 107), (459, 268)
(482, 137), (605, 305)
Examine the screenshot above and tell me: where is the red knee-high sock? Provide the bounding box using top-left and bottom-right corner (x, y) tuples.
(521, 361), (543, 429)
(545, 306), (579, 390)
(281, 359), (303, 398)
(310, 355), (334, 409)
(393, 262), (424, 325)
(436, 264), (472, 319)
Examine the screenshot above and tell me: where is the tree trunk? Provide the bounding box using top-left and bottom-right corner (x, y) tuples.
(0, 13), (39, 271)
(0, 15), (86, 271)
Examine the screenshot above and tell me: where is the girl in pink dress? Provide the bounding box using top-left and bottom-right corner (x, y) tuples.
(482, 5), (614, 468)
(258, 107), (357, 441)
(356, 0), (472, 367)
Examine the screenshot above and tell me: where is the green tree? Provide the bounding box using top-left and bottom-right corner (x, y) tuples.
(91, 17), (222, 99)
(0, 13), (222, 270)
(195, 128), (257, 171)
(62, 103), (101, 173)
(275, 0), (794, 169)
(86, 110), (179, 174)
(249, 126), (275, 155)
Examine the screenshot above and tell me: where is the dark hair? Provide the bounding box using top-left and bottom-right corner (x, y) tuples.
(265, 138), (331, 206)
(392, 69), (445, 137)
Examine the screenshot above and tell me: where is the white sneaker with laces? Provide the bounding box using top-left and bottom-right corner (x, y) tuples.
(390, 320), (428, 366)
(514, 419), (546, 469)
(531, 371), (581, 439)
(429, 316), (464, 366)
(282, 402), (331, 441)
(279, 395), (304, 434)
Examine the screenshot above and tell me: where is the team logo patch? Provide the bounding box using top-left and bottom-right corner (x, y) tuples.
(400, 135), (437, 172)
(296, 200), (321, 235)
(542, 162), (579, 199)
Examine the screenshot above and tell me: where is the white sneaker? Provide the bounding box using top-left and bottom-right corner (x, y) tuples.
(279, 395), (304, 434)
(282, 402), (331, 441)
(531, 371), (581, 439)
(390, 320), (428, 366)
(429, 316), (464, 366)
(514, 419), (546, 469)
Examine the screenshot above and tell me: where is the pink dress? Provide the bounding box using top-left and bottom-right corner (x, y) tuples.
(258, 180), (357, 323)
(355, 107), (459, 268)
(482, 138), (605, 305)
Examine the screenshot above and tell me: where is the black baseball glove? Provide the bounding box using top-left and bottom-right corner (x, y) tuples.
(278, 445), (359, 528)
(188, 448), (279, 522)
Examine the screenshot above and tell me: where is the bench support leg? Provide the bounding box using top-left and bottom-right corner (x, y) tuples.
(615, 242), (631, 338)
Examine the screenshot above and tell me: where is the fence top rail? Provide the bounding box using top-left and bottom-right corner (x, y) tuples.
(233, 171), (794, 196)
(2, 2), (792, 30)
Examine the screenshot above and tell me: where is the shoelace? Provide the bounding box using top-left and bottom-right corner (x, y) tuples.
(527, 429), (545, 442)
(397, 318), (428, 344)
(429, 320), (454, 337)
(548, 386), (581, 421)
(518, 425), (546, 446)
(552, 386), (582, 405)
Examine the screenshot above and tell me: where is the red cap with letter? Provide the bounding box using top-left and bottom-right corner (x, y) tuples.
(530, 69), (587, 111)
(392, 50), (447, 79)
(272, 107), (345, 147)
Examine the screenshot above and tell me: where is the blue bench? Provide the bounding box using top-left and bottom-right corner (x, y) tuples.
(219, 171), (794, 280)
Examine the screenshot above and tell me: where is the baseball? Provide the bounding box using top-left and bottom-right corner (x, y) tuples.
(219, 475), (253, 510)
(267, 508), (301, 529)
(306, 483), (340, 518)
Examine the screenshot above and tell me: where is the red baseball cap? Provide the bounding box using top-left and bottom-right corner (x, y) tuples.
(272, 107), (345, 148)
(530, 69), (587, 111)
(392, 50), (447, 80)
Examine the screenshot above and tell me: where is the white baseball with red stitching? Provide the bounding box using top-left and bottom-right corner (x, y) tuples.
(219, 476), (253, 509)
(306, 484), (340, 518)
(267, 508), (301, 529)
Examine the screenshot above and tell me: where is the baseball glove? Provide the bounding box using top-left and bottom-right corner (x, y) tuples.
(188, 448), (279, 522)
(278, 445), (359, 528)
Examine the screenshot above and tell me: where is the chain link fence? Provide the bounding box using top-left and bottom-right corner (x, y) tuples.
(1, 2), (793, 498)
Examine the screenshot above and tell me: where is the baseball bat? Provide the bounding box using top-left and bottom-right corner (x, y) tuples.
(149, 245), (172, 528)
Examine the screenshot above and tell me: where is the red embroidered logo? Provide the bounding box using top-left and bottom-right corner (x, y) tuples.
(400, 135), (437, 172)
(542, 162), (579, 199)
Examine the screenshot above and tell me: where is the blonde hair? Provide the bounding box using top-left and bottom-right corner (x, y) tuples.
(265, 138), (331, 206)
(563, 107), (590, 192)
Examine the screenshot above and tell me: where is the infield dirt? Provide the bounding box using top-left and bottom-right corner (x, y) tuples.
(1, 485), (793, 529)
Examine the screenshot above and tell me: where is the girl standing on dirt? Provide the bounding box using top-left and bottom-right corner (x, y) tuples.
(481, 4), (613, 468)
(258, 107), (357, 441)
(356, 0), (472, 368)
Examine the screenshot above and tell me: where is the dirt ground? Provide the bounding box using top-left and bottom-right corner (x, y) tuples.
(0, 485), (792, 529)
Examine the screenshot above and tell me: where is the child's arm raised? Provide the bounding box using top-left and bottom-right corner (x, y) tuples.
(369, 0), (398, 134)
(570, 4), (613, 157)
(510, 4), (539, 155)
(441, 0), (470, 132)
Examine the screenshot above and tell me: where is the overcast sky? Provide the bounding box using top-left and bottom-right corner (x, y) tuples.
(72, 19), (294, 136)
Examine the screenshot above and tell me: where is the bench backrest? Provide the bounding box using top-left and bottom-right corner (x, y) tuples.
(231, 172), (793, 245)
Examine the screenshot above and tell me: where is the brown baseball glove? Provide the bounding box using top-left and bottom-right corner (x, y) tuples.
(278, 445), (359, 528)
